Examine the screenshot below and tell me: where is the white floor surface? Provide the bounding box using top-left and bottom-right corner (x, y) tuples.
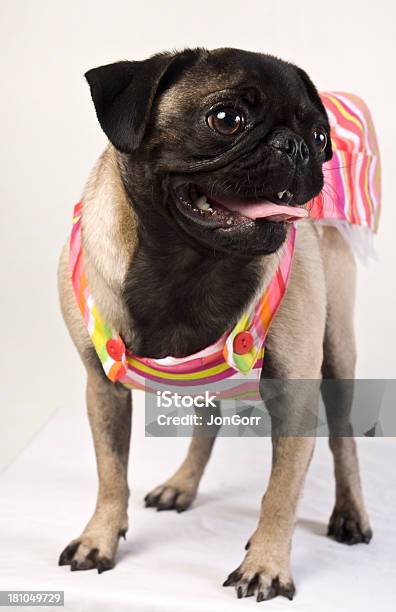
(0, 401), (395, 611)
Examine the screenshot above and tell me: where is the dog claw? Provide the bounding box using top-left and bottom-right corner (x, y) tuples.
(223, 569), (241, 587)
(97, 557), (113, 574)
(118, 529), (127, 540)
(58, 541), (80, 566)
(280, 583), (295, 600)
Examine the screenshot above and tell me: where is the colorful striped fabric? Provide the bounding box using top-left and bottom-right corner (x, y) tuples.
(70, 202), (129, 383)
(69, 202), (295, 395)
(69, 91), (381, 396)
(311, 92), (381, 231)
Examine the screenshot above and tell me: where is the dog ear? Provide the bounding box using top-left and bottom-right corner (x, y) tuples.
(85, 51), (200, 153)
(295, 67), (333, 162)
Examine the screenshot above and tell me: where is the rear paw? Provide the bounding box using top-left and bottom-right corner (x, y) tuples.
(59, 529), (126, 573)
(144, 484), (196, 513)
(328, 509), (372, 545)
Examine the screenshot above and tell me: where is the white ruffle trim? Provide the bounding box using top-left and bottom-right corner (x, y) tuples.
(315, 219), (377, 265)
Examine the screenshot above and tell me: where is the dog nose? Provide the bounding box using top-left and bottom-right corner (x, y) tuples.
(269, 132), (310, 164)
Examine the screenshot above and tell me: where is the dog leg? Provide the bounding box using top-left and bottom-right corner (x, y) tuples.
(224, 381), (320, 601)
(59, 370), (132, 572)
(144, 404), (220, 512)
(321, 338), (372, 545)
(320, 226), (372, 545)
(322, 356), (372, 545)
(223, 223), (328, 600)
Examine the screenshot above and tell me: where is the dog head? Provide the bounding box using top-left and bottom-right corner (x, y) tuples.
(86, 48), (332, 256)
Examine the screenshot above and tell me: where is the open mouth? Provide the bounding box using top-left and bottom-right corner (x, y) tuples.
(175, 185), (309, 229)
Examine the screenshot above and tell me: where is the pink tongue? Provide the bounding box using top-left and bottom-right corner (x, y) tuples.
(214, 198), (309, 222)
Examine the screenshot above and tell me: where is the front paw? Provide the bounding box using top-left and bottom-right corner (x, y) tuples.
(59, 525), (127, 573)
(59, 537), (114, 573)
(223, 546), (295, 602)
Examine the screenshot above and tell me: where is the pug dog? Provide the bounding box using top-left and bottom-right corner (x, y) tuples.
(57, 48), (372, 602)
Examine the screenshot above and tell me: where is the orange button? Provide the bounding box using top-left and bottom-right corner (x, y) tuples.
(106, 338), (125, 361)
(233, 331), (254, 355)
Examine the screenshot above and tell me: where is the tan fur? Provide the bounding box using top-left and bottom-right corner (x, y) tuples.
(61, 370), (131, 571)
(58, 151), (371, 587)
(82, 146), (138, 338)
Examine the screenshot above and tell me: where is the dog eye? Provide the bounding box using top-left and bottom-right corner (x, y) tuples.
(207, 108), (244, 135)
(313, 127), (328, 153)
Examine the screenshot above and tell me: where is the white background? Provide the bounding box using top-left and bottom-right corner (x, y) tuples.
(0, 1), (395, 610)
